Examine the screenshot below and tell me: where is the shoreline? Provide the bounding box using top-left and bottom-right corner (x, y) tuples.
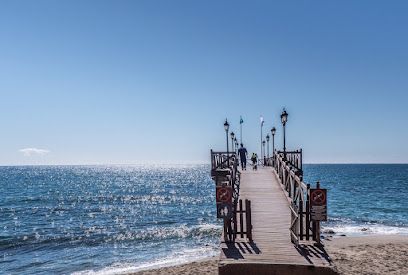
(130, 234), (408, 275)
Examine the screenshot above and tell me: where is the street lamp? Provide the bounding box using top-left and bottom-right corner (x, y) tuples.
(262, 140), (266, 165)
(260, 116), (264, 160)
(280, 109), (288, 158)
(266, 134), (270, 159)
(271, 127), (276, 157)
(230, 132), (235, 152)
(224, 119), (229, 155)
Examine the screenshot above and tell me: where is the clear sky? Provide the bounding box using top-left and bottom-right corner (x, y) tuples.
(1, 0), (408, 165)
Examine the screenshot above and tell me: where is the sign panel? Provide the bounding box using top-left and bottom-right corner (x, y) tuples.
(310, 188), (327, 221)
(215, 179), (230, 187)
(216, 186), (233, 204)
(216, 203), (233, 219)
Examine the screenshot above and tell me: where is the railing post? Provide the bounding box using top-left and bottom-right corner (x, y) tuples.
(306, 183), (310, 240)
(245, 199), (252, 242)
(228, 218), (233, 242)
(299, 198), (303, 240)
(233, 203), (237, 241)
(210, 149), (213, 170)
(223, 218), (228, 242)
(315, 181), (321, 245)
(239, 199), (244, 238)
(311, 181), (321, 242)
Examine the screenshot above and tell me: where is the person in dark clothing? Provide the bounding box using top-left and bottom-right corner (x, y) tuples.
(251, 153), (258, 170)
(238, 143), (248, 170)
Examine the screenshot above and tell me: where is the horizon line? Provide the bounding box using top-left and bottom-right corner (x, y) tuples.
(1, 162), (408, 167)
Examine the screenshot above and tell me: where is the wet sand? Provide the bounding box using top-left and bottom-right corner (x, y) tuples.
(131, 235), (408, 275)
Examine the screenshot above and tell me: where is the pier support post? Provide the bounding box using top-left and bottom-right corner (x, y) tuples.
(240, 199), (244, 238)
(314, 181), (321, 245)
(299, 199), (303, 240)
(245, 199), (252, 242)
(306, 184), (310, 240)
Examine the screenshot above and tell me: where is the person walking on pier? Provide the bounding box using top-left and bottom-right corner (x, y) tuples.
(251, 153), (258, 170)
(238, 143), (248, 170)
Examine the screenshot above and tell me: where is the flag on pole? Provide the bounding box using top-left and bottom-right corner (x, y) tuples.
(260, 115), (264, 126)
(240, 116), (244, 124)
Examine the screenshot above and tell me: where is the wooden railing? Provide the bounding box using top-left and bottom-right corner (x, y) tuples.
(210, 151), (239, 198)
(264, 156), (274, 167)
(277, 149), (303, 173)
(211, 150), (252, 242)
(211, 150), (235, 172)
(234, 199), (252, 241)
(274, 151), (322, 245)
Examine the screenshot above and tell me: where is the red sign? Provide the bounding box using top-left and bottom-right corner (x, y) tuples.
(310, 188), (327, 221)
(216, 186), (232, 204)
(310, 189), (326, 206)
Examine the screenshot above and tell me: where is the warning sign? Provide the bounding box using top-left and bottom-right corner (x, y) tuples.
(216, 186), (232, 204)
(311, 189), (326, 206)
(217, 203), (232, 219)
(310, 189), (327, 221)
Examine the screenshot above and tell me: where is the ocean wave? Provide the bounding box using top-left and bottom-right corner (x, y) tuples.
(0, 223), (222, 250)
(99, 223), (222, 243)
(322, 223), (408, 236)
(72, 246), (218, 275)
(1, 193), (212, 206)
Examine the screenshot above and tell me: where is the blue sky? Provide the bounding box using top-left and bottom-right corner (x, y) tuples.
(1, 1), (408, 164)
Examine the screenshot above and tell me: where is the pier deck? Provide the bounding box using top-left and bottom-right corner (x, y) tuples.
(219, 166), (336, 275)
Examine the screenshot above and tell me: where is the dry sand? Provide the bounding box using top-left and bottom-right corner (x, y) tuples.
(131, 258), (218, 275)
(325, 235), (408, 275)
(132, 235), (408, 275)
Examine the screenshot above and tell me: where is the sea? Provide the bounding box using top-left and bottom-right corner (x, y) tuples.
(1, 164), (407, 274)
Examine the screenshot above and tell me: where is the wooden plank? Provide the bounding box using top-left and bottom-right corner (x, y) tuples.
(219, 167), (335, 274)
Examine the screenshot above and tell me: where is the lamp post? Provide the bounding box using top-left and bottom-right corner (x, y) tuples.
(224, 119), (229, 155)
(266, 134), (270, 159)
(262, 140), (266, 165)
(260, 116), (264, 160)
(280, 109), (288, 159)
(230, 132), (235, 152)
(234, 138), (238, 153)
(271, 127), (276, 157)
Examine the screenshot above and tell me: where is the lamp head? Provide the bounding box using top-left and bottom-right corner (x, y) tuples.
(281, 109), (288, 125)
(224, 119), (229, 131)
(271, 127), (276, 135)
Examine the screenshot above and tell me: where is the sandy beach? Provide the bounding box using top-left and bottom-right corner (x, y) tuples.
(325, 235), (408, 275)
(132, 235), (408, 275)
(132, 258), (219, 275)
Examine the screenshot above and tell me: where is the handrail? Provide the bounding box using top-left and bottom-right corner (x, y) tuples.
(274, 153), (307, 204)
(211, 150), (252, 243)
(210, 150), (240, 198)
(210, 150), (237, 171)
(276, 149), (303, 172)
(274, 151), (316, 244)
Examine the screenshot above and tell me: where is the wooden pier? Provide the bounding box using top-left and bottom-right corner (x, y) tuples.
(211, 150), (338, 275)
